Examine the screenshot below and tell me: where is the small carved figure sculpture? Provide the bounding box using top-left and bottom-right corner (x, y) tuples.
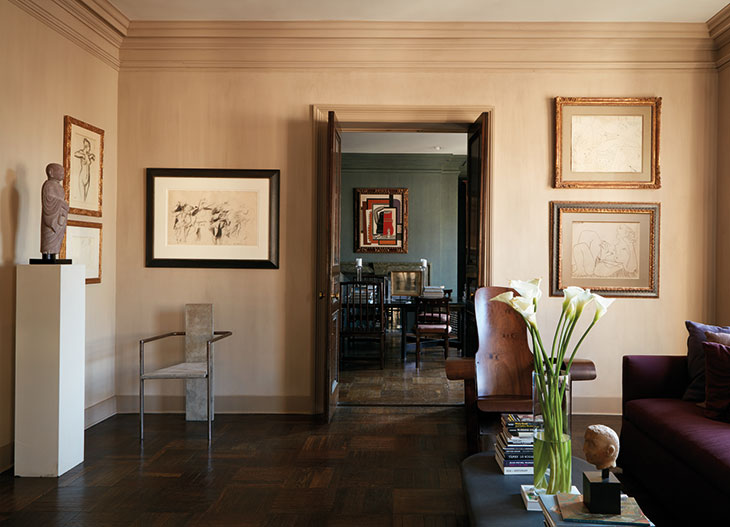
(40, 163), (69, 258)
(583, 424), (620, 471)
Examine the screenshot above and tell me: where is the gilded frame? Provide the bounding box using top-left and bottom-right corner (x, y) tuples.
(554, 97), (661, 189)
(61, 220), (102, 284)
(354, 187), (409, 253)
(390, 270), (423, 297)
(550, 201), (660, 298)
(63, 115), (104, 216)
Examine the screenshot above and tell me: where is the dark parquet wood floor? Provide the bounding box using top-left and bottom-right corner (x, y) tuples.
(0, 405), (621, 526)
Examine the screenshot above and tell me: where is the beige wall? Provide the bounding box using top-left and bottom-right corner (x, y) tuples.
(116, 65), (717, 415)
(717, 64), (730, 322)
(0, 1), (118, 471)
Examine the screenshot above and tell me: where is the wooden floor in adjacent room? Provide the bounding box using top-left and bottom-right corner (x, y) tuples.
(0, 409), (621, 526)
(338, 333), (465, 405)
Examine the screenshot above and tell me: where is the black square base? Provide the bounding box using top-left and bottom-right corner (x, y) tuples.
(583, 470), (621, 514)
(29, 258), (73, 264)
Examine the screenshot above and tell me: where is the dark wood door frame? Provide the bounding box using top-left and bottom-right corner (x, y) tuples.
(312, 105), (493, 418)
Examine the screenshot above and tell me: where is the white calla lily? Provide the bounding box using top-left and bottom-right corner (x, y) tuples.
(490, 291), (514, 305)
(592, 293), (615, 321)
(511, 296), (535, 316)
(562, 286), (585, 311)
(509, 278), (542, 302)
(574, 289), (594, 317)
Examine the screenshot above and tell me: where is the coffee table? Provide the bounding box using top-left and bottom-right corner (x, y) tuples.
(461, 453), (593, 526)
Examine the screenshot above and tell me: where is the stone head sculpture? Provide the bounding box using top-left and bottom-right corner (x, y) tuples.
(583, 424), (620, 470)
(40, 162), (69, 257)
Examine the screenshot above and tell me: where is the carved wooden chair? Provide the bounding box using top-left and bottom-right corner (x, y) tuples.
(340, 279), (386, 369)
(139, 304), (232, 442)
(445, 287), (596, 453)
(412, 290), (452, 369)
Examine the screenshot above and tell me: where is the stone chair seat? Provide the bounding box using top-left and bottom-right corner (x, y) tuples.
(142, 361), (209, 379)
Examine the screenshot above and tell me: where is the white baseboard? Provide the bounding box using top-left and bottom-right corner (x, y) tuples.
(116, 394), (315, 414)
(572, 396), (622, 415)
(85, 396), (117, 429)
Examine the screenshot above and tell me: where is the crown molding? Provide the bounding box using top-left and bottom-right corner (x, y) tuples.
(708, 3), (730, 70)
(120, 20), (716, 72)
(9, 0), (128, 70)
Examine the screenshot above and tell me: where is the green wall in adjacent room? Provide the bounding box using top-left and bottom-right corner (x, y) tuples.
(340, 153), (465, 295)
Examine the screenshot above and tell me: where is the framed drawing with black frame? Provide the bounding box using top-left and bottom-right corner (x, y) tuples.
(550, 202), (660, 298)
(63, 115), (104, 217)
(390, 270), (423, 297)
(554, 97), (661, 189)
(61, 220), (102, 284)
(354, 187), (408, 253)
(146, 168), (280, 269)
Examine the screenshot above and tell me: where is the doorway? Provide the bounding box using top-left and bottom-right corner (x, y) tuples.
(337, 131), (467, 405)
(313, 105), (492, 420)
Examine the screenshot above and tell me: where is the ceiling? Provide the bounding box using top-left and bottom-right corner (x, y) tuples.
(110, 0), (728, 23)
(342, 133), (467, 155)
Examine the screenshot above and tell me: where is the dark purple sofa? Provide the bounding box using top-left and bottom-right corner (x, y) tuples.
(619, 355), (730, 525)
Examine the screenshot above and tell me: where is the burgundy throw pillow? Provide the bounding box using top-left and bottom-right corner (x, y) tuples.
(703, 342), (730, 422)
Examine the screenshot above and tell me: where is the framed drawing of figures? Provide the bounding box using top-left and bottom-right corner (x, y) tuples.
(354, 188), (408, 253)
(554, 97), (661, 189)
(550, 202), (660, 297)
(390, 270), (422, 297)
(61, 220), (102, 284)
(63, 116), (104, 216)
(146, 168), (280, 269)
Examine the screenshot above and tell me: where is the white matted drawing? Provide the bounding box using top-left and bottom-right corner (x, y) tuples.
(571, 222), (640, 279)
(570, 115), (643, 173)
(63, 116), (104, 217)
(61, 221), (102, 284)
(167, 190), (258, 246)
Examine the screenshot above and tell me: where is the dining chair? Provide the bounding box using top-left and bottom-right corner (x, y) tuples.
(139, 304), (232, 442)
(340, 279), (386, 368)
(412, 290), (452, 369)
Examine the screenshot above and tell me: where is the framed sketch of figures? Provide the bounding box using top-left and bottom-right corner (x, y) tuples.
(146, 168), (280, 269)
(354, 188), (408, 253)
(554, 97), (661, 189)
(63, 116), (104, 216)
(550, 202), (660, 297)
(61, 220), (102, 284)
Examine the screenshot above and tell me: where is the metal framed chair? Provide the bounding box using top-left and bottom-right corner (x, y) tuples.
(139, 304), (232, 442)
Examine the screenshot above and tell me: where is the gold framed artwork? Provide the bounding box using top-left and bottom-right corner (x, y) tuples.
(550, 202), (660, 298)
(390, 270), (423, 297)
(146, 168), (280, 269)
(355, 188), (408, 253)
(61, 220), (102, 284)
(63, 116), (104, 216)
(554, 97), (661, 189)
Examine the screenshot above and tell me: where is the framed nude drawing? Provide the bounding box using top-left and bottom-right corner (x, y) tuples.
(550, 202), (660, 297)
(61, 220), (102, 284)
(355, 188), (408, 253)
(146, 168), (280, 269)
(63, 116), (104, 216)
(554, 97), (661, 189)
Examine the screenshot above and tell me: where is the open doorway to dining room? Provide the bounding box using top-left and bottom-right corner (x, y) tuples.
(336, 131), (468, 406)
(313, 105), (492, 419)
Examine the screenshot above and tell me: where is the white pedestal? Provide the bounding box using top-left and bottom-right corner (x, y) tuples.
(15, 264), (85, 477)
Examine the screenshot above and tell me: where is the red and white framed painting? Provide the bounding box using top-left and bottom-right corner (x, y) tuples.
(354, 187), (408, 253)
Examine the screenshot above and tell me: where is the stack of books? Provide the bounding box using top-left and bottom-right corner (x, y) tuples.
(422, 286), (445, 299)
(495, 413), (541, 474)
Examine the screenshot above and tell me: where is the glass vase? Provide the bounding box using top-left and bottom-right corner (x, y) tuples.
(532, 371), (572, 494)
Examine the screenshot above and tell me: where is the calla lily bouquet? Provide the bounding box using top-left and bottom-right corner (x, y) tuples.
(491, 278), (613, 493)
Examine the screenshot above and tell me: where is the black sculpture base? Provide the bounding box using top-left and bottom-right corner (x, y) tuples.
(30, 254), (72, 265)
(583, 469), (621, 514)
